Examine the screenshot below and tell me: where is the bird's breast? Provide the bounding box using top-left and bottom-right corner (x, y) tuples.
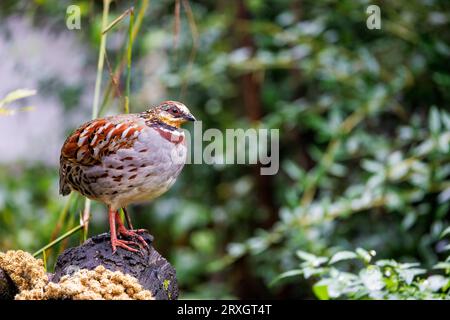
(86, 126), (187, 208)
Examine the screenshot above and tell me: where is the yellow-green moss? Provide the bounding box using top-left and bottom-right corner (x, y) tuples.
(0, 250), (154, 300)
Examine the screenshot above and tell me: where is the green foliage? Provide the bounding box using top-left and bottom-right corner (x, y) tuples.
(274, 239), (450, 299)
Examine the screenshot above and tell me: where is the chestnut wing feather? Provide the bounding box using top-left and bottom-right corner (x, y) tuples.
(59, 117), (144, 195)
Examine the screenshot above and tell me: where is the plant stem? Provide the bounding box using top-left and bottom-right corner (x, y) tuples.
(180, 0), (199, 99)
(42, 249), (47, 272)
(299, 104), (372, 208)
(82, 0), (111, 241)
(33, 224), (84, 257)
(102, 7), (134, 35)
(92, 0), (111, 120)
(47, 192), (75, 257)
(125, 8), (135, 114)
(98, 0), (149, 117)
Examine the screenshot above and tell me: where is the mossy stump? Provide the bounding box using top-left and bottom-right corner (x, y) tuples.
(0, 232), (178, 300)
(51, 232), (178, 300)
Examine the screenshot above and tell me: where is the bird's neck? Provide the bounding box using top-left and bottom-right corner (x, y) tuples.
(152, 123), (185, 144)
(139, 111), (184, 143)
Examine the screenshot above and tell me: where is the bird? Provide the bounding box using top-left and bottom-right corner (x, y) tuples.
(59, 101), (196, 253)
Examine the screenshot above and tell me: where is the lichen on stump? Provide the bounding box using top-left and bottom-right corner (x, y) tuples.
(0, 250), (48, 299)
(16, 265), (154, 300)
(51, 232), (178, 300)
(0, 232), (178, 300)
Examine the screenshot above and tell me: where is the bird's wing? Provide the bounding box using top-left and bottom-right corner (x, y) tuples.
(61, 117), (145, 166)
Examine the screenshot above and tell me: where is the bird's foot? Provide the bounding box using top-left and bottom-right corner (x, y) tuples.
(111, 238), (140, 254)
(129, 228), (148, 234)
(117, 226), (150, 251)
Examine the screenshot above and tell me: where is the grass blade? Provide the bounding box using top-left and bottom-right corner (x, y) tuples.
(124, 8), (135, 114)
(82, 0), (112, 241)
(102, 7), (134, 34)
(33, 224), (84, 257)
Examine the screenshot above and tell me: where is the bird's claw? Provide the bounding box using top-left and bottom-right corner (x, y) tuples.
(111, 238), (140, 254)
(117, 227), (150, 253)
(130, 228), (148, 234)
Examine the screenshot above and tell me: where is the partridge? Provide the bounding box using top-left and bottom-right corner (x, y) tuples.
(59, 101), (196, 253)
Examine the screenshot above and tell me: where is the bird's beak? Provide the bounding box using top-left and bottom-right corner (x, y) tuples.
(183, 113), (196, 122)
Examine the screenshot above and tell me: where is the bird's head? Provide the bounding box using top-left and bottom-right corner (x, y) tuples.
(146, 101), (196, 128)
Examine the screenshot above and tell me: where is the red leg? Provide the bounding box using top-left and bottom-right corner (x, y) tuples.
(116, 211), (149, 250)
(109, 207), (139, 253)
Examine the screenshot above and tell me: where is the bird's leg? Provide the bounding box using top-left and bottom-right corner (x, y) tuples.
(122, 207), (148, 234)
(109, 207), (139, 253)
(116, 211), (149, 250)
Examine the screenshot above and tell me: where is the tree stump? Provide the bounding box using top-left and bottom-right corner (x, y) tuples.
(51, 232), (179, 300)
(0, 232), (178, 300)
(0, 269), (18, 300)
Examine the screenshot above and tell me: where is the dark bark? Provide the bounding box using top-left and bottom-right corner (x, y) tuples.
(0, 268), (18, 300)
(236, 0), (278, 228)
(230, 0), (278, 299)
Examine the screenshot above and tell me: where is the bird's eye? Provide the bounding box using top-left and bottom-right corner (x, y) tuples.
(171, 108), (179, 114)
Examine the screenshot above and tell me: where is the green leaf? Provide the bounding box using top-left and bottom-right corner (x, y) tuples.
(433, 262), (450, 270)
(438, 133), (450, 153)
(440, 226), (450, 239)
(398, 262), (421, 269)
(356, 248), (372, 263)
(0, 105), (34, 116)
(283, 160), (304, 180)
(401, 212), (417, 230)
(227, 243), (246, 258)
(296, 250), (328, 267)
(270, 269), (303, 286)
(296, 250), (318, 262)
(329, 251), (358, 264)
(361, 159), (384, 173)
(442, 111), (450, 130)
(423, 275), (448, 292)
(376, 259), (397, 267)
(302, 266), (325, 279)
(429, 106), (441, 134)
(360, 267), (385, 291)
(398, 268), (425, 285)
(0, 89), (36, 107)
(313, 283), (330, 300)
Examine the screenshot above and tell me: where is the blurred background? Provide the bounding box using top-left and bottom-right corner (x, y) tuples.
(0, 0), (449, 299)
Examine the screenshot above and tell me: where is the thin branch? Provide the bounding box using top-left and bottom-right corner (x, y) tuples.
(47, 192), (75, 257)
(299, 105), (371, 207)
(102, 7), (134, 34)
(33, 224), (84, 257)
(179, 0), (199, 99)
(98, 0), (149, 117)
(104, 49), (122, 99)
(125, 8), (135, 114)
(173, 0), (181, 50)
(83, 0), (112, 241)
